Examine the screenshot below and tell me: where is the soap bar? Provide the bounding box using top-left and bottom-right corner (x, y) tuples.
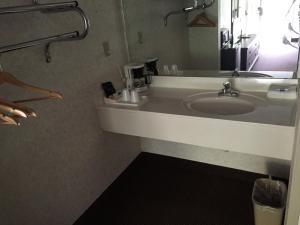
(267, 84), (297, 100)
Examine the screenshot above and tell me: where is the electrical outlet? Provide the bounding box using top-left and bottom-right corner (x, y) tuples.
(102, 41), (111, 57)
(137, 31), (143, 44)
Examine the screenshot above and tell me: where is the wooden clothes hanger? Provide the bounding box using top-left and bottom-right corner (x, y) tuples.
(0, 71), (63, 126)
(0, 99), (37, 126)
(0, 113), (20, 126)
(0, 98), (37, 118)
(0, 71), (63, 103)
(188, 12), (216, 27)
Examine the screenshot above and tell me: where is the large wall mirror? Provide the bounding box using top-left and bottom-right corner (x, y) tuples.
(121, 0), (300, 79)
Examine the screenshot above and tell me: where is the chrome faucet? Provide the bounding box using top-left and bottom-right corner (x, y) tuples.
(232, 70), (240, 77)
(218, 82), (239, 97)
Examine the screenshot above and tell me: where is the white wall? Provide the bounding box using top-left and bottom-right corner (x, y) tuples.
(0, 1), (140, 225)
(286, 83), (300, 225)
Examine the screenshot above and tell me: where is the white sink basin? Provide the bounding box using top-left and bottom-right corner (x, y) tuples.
(183, 92), (265, 115)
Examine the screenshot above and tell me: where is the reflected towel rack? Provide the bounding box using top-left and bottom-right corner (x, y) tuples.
(0, 0), (90, 63)
(164, 0), (215, 26)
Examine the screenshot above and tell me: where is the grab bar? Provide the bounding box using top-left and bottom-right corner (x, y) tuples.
(0, 1), (90, 63)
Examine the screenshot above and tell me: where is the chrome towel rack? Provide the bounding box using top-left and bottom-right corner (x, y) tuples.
(0, 0), (90, 63)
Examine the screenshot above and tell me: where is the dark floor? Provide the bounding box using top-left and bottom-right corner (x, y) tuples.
(74, 153), (270, 225)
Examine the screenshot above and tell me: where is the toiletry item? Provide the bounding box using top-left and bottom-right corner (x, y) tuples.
(101, 82), (116, 98)
(121, 89), (131, 102)
(163, 65), (170, 75)
(267, 84), (297, 100)
(130, 89), (140, 103)
(170, 64), (179, 75)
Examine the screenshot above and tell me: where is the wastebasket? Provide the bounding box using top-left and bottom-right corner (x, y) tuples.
(252, 178), (287, 225)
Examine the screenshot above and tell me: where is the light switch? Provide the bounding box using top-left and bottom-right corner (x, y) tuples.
(298, 215), (300, 225)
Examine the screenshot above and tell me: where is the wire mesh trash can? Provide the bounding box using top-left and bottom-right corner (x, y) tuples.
(252, 178), (287, 225)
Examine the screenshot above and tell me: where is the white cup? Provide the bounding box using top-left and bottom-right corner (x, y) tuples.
(121, 89), (131, 102)
(130, 89), (140, 103)
(163, 65), (170, 75)
(171, 64), (179, 75)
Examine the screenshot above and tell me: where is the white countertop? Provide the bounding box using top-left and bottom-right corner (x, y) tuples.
(98, 77), (298, 160)
(138, 87), (296, 127)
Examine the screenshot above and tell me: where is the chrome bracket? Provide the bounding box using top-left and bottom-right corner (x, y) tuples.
(45, 43), (51, 63)
(34, 0), (52, 63)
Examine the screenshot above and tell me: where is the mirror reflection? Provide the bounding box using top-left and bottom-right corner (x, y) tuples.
(121, 0), (300, 79)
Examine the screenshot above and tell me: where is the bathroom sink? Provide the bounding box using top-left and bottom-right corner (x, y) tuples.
(183, 92), (265, 115)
